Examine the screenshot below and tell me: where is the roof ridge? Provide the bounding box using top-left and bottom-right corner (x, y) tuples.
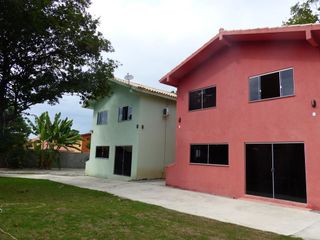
(112, 77), (176, 99)
(221, 23), (320, 34)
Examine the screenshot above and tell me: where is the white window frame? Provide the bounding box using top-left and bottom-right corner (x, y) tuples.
(97, 111), (108, 125)
(118, 106), (133, 122)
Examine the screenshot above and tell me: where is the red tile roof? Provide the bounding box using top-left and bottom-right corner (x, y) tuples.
(112, 78), (176, 100)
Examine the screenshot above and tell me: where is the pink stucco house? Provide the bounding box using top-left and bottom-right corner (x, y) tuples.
(160, 24), (320, 210)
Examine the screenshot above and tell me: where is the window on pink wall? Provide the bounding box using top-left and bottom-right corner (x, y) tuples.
(249, 68), (294, 102)
(189, 86), (216, 111)
(190, 144), (228, 165)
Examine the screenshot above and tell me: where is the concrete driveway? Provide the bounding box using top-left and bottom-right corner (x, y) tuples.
(0, 169), (320, 240)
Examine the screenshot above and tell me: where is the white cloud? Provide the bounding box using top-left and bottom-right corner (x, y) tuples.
(29, 0), (298, 133)
(90, 0), (297, 88)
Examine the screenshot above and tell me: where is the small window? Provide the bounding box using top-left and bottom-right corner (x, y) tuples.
(96, 146), (109, 158)
(249, 68), (294, 101)
(97, 111), (108, 125)
(189, 86), (216, 111)
(260, 72), (280, 99)
(280, 69), (294, 96)
(190, 144), (228, 165)
(209, 145), (228, 165)
(190, 145), (208, 164)
(118, 106), (132, 122)
(189, 90), (202, 110)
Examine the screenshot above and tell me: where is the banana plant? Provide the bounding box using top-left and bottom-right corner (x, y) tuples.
(29, 112), (83, 169)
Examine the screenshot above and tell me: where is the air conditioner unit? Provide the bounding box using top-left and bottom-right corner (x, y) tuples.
(163, 107), (169, 117)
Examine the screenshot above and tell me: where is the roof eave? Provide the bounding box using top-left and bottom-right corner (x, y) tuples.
(159, 31), (230, 87)
(136, 87), (176, 101)
(159, 24), (320, 86)
(112, 78), (176, 100)
(159, 75), (179, 87)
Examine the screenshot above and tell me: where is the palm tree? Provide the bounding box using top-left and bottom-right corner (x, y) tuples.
(29, 112), (83, 169)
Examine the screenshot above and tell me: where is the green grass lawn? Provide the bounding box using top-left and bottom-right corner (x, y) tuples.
(0, 177), (299, 240)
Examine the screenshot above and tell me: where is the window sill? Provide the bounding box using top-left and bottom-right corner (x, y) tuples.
(189, 163), (229, 167)
(249, 94), (295, 103)
(189, 106), (216, 112)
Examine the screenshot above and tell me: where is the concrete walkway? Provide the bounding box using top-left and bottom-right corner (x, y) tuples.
(1, 170), (320, 240)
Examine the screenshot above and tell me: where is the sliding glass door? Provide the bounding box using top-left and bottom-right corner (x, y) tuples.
(246, 143), (306, 203)
(114, 146), (132, 177)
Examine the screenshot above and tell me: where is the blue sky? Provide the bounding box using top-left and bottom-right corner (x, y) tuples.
(28, 0), (298, 134)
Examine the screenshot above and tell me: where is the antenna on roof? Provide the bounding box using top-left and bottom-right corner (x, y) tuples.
(124, 73), (134, 85)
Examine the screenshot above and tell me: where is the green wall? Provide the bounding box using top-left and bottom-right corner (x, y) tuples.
(85, 82), (176, 180)
(136, 94), (176, 179)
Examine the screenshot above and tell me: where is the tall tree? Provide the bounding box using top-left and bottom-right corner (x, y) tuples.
(284, 0), (320, 25)
(0, 112), (31, 168)
(0, 0), (117, 144)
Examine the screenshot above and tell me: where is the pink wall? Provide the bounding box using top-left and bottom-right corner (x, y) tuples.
(166, 41), (320, 210)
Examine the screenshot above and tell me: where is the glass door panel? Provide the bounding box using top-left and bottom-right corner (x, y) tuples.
(246, 144), (273, 198)
(273, 144), (306, 203)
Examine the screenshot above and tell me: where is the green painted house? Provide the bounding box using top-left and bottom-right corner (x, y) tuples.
(85, 78), (176, 180)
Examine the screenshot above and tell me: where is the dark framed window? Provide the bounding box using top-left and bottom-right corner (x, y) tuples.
(118, 106), (132, 122)
(190, 144), (228, 165)
(97, 111), (108, 125)
(189, 86), (216, 111)
(190, 145), (208, 164)
(189, 90), (202, 110)
(96, 146), (109, 158)
(209, 145), (229, 165)
(246, 143), (306, 203)
(249, 68), (294, 101)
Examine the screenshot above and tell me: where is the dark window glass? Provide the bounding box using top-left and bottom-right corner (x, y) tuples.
(190, 144), (228, 165)
(96, 146), (109, 158)
(118, 106), (133, 121)
(280, 69), (294, 96)
(203, 87), (216, 108)
(189, 87), (216, 111)
(260, 72), (280, 99)
(128, 106), (133, 120)
(114, 147), (123, 175)
(122, 106), (128, 120)
(118, 107), (122, 122)
(249, 77), (260, 101)
(114, 146), (132, 177)
(97, 111), (108, 125)
(208, 145), (228, 165)
(249, 68), (294, 101)
(246, 143), (306, 203)
(190, 145), (208, 164)
(273, 143), (306, 203)
(246, 144), (273, 198)
(123, 146), (132, 176)
(189, 90), (202, 110)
